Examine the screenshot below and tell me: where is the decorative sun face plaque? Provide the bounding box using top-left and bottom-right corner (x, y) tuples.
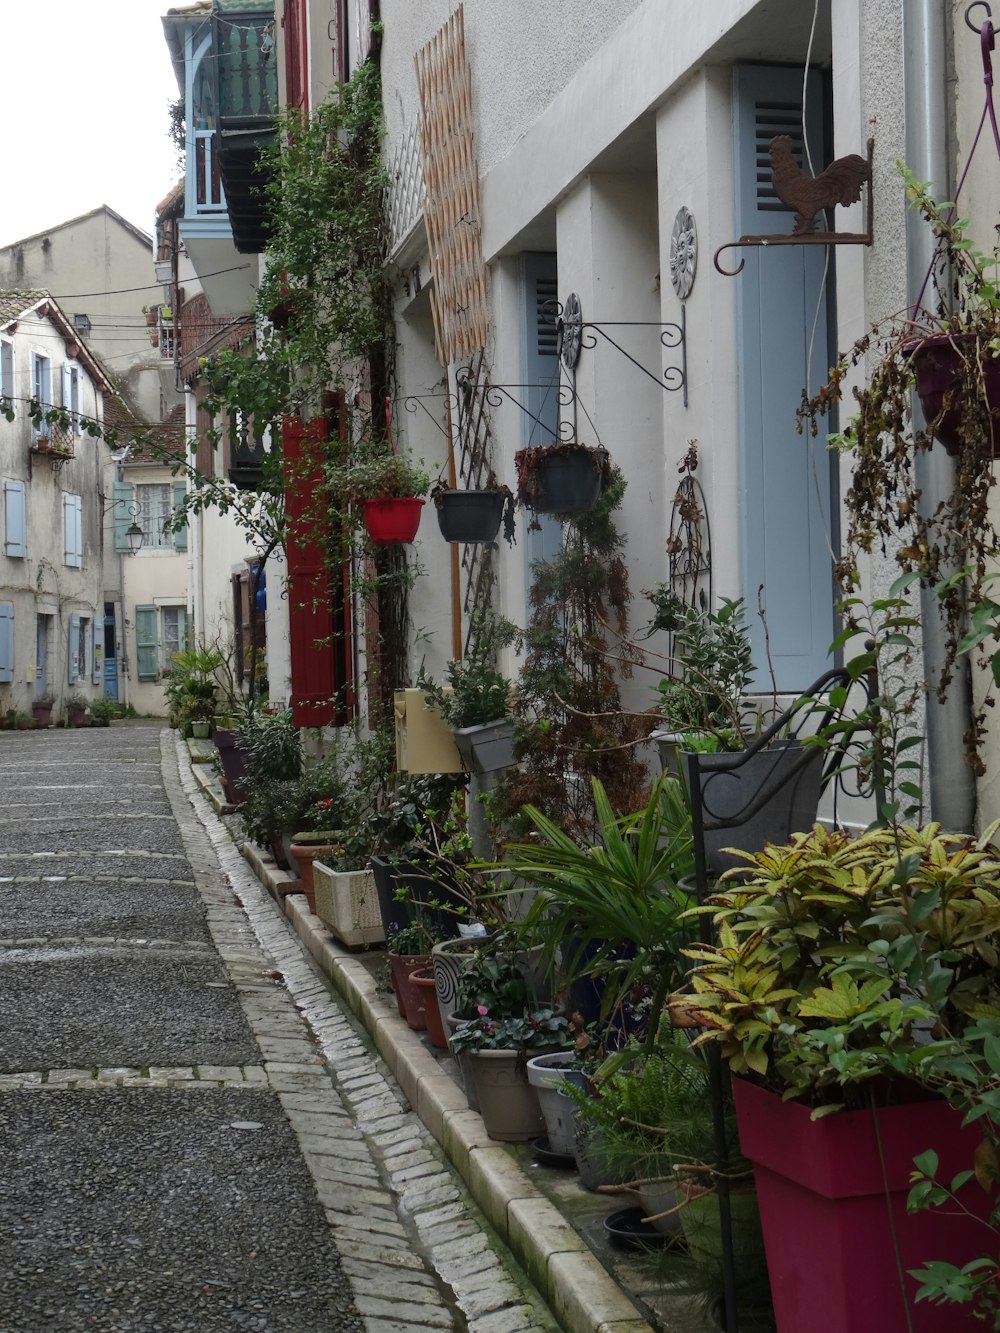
(669, 207), (697, 299)
(558, 291), (583, 371)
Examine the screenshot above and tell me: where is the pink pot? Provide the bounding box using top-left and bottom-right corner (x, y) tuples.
(734, 1078), (995, 1333)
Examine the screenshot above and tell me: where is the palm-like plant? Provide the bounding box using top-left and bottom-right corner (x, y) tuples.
(497, 776), (696, 1046)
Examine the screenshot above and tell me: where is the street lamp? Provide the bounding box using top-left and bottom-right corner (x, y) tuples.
(125, 516), (145, 555)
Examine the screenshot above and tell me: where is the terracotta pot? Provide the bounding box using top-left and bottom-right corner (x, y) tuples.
(388, 952), (430, 1030)
(411, 969), (448, 1048)
(287, 842), (334, 914)
(31, 703), (53, 727)
(734, 1077), (995, 1333)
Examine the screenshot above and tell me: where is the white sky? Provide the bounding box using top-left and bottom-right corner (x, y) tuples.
(0, 1), (180, 249)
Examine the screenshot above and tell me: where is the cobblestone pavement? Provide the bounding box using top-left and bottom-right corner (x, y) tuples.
(0, 724), (556, 1333)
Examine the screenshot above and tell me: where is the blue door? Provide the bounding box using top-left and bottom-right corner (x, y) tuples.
(103, 604), (119, 700)
(734, 65), (836, 690)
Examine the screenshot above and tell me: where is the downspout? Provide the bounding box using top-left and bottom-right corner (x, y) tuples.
(903, 0), (976, 831)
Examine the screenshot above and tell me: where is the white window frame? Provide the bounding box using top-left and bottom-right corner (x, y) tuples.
(31, 352), (52, 434)
(136, 482), (173, 550)
(62, 362), (82, 435)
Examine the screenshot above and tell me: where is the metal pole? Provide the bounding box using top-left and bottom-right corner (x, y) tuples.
(903, 0), (977, 831)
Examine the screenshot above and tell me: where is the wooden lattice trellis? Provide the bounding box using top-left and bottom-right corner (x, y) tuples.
(415, 5), (489, 365)
(453, 351), (499, 659)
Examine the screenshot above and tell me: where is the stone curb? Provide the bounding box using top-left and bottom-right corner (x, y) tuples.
(238, 841), (653, 1333)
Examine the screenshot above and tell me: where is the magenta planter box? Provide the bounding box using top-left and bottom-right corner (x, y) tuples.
(734, 1078), (993, 1333)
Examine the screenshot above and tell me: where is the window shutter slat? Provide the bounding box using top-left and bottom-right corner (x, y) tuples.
(112, 481), (133, 552)
(67, 612), (81, 683)
(172, 480), (188, 552)
(4, 480), (26, 557)
(0, 603), (13, 682)
(135, 606), (159, 682)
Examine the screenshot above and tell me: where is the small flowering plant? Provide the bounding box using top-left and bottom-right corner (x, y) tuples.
(449, 1007), (571, 1056)
(385, 920), (444, 958)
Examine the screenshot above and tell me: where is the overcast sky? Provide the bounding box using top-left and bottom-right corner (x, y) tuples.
(0, 1), (180, 249)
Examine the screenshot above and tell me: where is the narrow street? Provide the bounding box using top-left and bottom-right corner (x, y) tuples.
(0, 724), (553, 1333)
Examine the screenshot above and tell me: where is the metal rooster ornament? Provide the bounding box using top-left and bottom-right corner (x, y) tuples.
(768, 135), (871, 235)
(713, 136), (874, 275)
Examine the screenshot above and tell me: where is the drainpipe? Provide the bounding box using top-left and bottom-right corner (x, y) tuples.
(903, 0), (976, 831)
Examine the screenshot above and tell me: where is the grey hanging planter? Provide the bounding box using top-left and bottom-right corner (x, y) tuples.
(514, 443), (610, 515)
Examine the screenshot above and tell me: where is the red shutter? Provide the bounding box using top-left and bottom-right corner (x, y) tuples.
(282, 0), (309, 113)
(285, 415), (335, 727)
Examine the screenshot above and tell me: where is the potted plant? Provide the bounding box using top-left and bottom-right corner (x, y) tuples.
(325, 434), (430, 546)
(499, 775), (696, 1046)
(31, 695), (55, 728)
(88, 697), (117, 727)
(418, 617), (518, 775)
(431, 474), (515, 545)
(683, 820), (1000, 1333)
(385, 919), (445, 1032)
(798, 171), (1000, 773)
(449, 948), (571, 1141)
(514, 441), (611, 515)
(65, 693), (88, 727)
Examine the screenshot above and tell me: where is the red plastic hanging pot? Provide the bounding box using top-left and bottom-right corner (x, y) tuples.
(363, 497), (424, 544)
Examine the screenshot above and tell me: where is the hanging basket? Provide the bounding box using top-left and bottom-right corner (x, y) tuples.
(434, 489), (506, 544)
(362, 497), (424, 544)
(515, 444), (610, 515)
(908, 331), (1000, 457)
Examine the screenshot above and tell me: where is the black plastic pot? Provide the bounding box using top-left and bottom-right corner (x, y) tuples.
(517, 445), (609, 515)
(369, 855), (466, 936)
(435, 490), (506, 544)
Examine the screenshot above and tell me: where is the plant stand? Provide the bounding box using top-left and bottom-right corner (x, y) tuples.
(734, 1078), (995, 1333)
(313, 864), (384, 948)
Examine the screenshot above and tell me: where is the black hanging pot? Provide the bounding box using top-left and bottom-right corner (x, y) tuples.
(515, 444), (610, 515)
(434, 489), (506, 544)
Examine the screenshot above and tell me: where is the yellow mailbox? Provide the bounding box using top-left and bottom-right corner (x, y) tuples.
(393, 688), (463, 774)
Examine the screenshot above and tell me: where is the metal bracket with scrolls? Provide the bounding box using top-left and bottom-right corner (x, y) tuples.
(552, 293), (689, 407)
(713, 138), (874, 277)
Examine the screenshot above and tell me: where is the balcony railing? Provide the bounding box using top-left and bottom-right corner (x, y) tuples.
(215, 10), (277, 126)
(193, 128), (226, 214)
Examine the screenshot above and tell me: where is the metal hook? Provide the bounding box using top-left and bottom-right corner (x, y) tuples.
(967, 1), (993, 34)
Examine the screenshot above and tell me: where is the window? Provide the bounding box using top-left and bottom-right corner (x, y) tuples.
(135, 604), (187, 681)
(62, 363), (81, 434)
(73, 314), (91, 336)
(67, 612), (91, 684)
(3, 480), (26, 558)
(63, 493), (83, 568)
(31, 352), (52, 433)
(0, 340), (13, 401)
(136, 483), (173, 549)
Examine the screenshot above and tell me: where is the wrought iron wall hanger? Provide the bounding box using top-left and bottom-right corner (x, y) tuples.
(452, 371), (578, 442)
(552, 293), (688, 405)
(713, 137), (874, 276)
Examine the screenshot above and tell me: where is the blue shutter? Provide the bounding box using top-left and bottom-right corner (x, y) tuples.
(63, 494), (83, 568)
(519, 252), (562, 567)
(172, 480), (188, 552)
(135, 605), (159, 682)
(734, 65), (834, 690)
(67, 612), (81, 683)
(92, 616), (101, 683)
(112, 481), (133, 553)
(0, 603), (13, 682)
(0, 341), (13, 400)
(4, 480), (26, 557)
